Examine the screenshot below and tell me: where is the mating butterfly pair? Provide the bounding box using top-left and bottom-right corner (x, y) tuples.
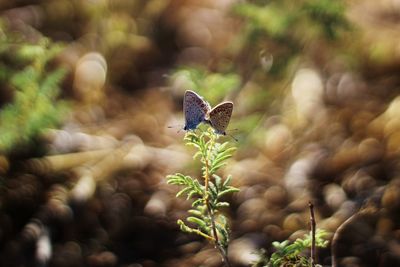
(183, 90), (233, 135)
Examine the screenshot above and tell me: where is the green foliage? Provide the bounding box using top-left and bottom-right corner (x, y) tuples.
(167, 128), (239, 261)
(302, 0), (348, 39)
(171, 67), (240, 103)
(233, 0), (349, 75)
(252, 229), (329, 267)
(0, 24), (68, 153)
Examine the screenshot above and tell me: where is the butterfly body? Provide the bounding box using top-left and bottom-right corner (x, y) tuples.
(183, 90), (210, 131)
(206, 101), (233, 135)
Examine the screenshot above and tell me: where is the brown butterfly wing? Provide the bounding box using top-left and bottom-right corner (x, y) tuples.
(208, 101), (233, 134)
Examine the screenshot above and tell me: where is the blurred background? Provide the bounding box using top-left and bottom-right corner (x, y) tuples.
(1, 0), (400, 266)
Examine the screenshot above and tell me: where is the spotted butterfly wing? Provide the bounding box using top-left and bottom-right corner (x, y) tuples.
(207, 101), (233, 135)
(183, 90), (210, 131)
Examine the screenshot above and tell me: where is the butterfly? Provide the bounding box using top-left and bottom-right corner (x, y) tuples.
(205, 101), (234, 136)
(183, 90), (211, 131)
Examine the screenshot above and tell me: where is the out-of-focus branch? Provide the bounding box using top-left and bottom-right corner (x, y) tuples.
(23, 149), (114, 175)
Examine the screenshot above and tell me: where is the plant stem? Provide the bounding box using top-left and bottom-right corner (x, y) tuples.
(309, 201), (316, 267)
(207, 203), (231, 267)
(203, 131), (214, 204)
(203, 133), (231, 267)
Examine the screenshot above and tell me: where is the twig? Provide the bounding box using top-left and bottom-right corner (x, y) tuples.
(309, 201), (316, 267)
(331, 212), (358, 267)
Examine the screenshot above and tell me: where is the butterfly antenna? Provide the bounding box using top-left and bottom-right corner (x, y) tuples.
(167, 124), (184, 133)
(167, 124), (181, 128)
(226, 132), (238, 142)
(225, 127), (239, 141)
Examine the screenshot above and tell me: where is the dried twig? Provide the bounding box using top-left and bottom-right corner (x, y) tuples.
(309, 201), (316, 267)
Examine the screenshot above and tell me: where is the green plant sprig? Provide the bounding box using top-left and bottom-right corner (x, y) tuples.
(0, 27), (68, 153)
(167, 128), (239, 267)
(253, 229), (329, 267)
